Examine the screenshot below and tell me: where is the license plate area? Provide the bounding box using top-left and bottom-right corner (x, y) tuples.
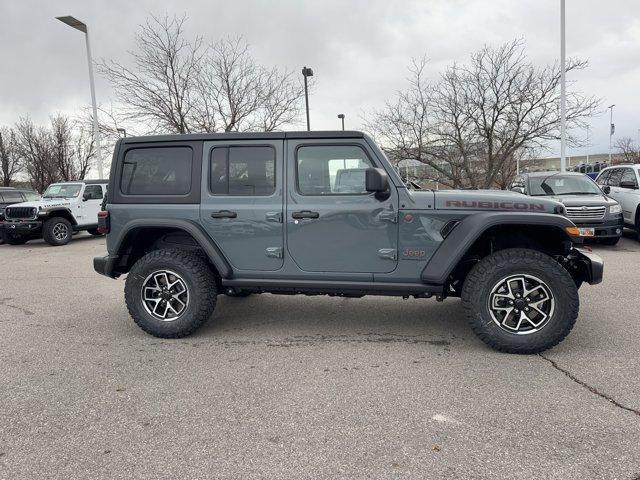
(579, 227), (595, 237)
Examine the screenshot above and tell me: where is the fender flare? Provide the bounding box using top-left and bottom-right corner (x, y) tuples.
(40, 207), (78, 226)
(421, 212), (577, 285)
(112, 218), (233, 278)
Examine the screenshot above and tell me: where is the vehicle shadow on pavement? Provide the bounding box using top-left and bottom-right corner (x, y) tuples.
(194, 294), (474, 349)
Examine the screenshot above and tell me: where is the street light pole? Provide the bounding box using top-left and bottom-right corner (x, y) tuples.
(57, 16), (104, 179)
(559, 0), (567, 173)
(301, 67), (313, 131)
(608, 104), (615, 164)
(337, 114), (345, 131)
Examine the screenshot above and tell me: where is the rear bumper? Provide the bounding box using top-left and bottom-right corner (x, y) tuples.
(93, 254), (120, 279)
(572, 248), (604, 285)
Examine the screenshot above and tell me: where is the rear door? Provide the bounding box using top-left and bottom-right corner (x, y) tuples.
(618, 168), (640, 223)
(200, 139), (284, 272)
(79, 184), (104, 226)
(285, 140), (399, 274)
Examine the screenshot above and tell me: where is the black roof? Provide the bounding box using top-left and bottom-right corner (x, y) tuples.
(84, 179), (109, 184)
(122, 130), (366, 144)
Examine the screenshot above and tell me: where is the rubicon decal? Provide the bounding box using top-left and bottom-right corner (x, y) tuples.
(445, 200), (547, 211)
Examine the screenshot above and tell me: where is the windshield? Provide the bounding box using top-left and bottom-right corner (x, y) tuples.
(529, 175), (602, 196)
(43, 184), (82, 198)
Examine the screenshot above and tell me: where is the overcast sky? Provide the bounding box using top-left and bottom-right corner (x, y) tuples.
(1, 0), (638, 158)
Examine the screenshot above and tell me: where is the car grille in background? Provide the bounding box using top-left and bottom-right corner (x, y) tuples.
(5, 207), (36, 219)
(565, 205), (606, 220)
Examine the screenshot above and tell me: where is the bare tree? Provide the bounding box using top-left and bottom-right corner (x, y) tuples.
(14, 117), (58, 192)
(0, 127), (23, 187)
(98, 15), (303, 134)
(367, 40), (600, 188)
(615, 137), (640, 164)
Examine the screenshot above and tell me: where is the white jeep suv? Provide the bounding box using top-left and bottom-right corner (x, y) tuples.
(596, 165), (640, 239)
(0, 180), (108, 246)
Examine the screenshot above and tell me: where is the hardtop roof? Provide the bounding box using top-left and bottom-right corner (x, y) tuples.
(122, 130), (366, 144)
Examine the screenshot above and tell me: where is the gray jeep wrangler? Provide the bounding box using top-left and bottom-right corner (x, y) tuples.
(94, 131), (603, 353)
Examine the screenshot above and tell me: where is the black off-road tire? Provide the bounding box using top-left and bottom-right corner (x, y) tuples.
(43, 217), (73, 246)
(87, 228), (103, 236)
(4, 233), (28, 245)
(462, 248), (579, 354)
(125, 249), (218, 338)
(0, 230), (5, 245)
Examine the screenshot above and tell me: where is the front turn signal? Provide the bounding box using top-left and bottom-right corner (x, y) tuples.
(565, 226), (581, 237)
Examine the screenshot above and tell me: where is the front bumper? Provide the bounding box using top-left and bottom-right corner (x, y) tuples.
(572, 216), (624, 239)
(0, 220), (42, 235)
(571, 247), (604, 285)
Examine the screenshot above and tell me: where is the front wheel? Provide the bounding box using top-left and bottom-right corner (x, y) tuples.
(124, 249), (218, 338)
(43, 217), (72, 246)
(462, 248), (579, 354)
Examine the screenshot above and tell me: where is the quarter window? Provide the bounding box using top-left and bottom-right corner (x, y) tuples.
(296, 145), (374, 195)
(209, 146), (275, 196)
(121, 147), (192, 195)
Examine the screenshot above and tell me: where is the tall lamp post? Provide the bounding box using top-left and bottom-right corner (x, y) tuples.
(56, 15), (103, 179)
(608, 104), (615, 164)
(302, 66), (313, 131)
(559, 0), (567, 172)
(337, 114), (345, 131)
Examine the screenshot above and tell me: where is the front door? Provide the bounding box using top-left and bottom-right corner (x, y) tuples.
(200, 140), (284, 272)
(286, 140), (399, 273)
(79, 184), (104, 226)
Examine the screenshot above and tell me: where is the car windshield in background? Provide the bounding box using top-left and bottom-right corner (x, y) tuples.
(529, 175), (601, 196)
(43, 184), (82, 198)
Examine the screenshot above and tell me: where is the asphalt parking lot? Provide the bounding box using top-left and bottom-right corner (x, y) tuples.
(1, 234), (639, 480)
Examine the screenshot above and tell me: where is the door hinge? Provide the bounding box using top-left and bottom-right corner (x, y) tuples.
(378, 248), (397, 261)
(265, 211), (282, 223)
(266, 247), (283, 259)
(378, 210), (397, 223)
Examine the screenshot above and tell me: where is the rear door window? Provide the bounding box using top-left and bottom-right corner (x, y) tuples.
(83, 185), (103, 200)
(620, 168), (638, 187)
(121, 147), (193, 195)
(209, 146), (275, 196)
(606, 169), (623, 187)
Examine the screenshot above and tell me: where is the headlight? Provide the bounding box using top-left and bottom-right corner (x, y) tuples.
(609, 204), (622, 214)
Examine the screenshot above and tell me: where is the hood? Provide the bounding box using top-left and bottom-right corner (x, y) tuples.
(5, 199), (74, 210)
(539, 193), (617, 207)
(433, 189), (562, 214)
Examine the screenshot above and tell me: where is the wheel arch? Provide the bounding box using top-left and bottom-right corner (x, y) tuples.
(421, 212), (579, 287)
(110, 219), (232, 279)
(41, 208), (77, 226)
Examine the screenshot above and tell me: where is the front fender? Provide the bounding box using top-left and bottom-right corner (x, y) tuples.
(421, 211), (579, 285)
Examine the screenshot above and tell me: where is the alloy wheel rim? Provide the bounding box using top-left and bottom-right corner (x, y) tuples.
(141, 270), (190, 321)
(487, 274), (555, 335)
(53, 223), (69, 241)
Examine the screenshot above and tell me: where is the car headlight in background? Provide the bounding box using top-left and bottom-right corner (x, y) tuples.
(609, 204), (622, 214)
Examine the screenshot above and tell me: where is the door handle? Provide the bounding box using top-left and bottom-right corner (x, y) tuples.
(291, 210), (320, 219)
(210, 210), (237, 219)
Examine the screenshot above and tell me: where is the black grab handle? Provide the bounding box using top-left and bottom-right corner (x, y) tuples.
(291, 210), (320, 219)
(211, 210), (238, 219)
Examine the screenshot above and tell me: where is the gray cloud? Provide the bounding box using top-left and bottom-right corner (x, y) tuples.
(1, 0), (638, 156)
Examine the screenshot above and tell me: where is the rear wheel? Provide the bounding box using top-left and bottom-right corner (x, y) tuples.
(462, 248), (579, 354)
(125, 249), (218, 338)
(43, 217), (72, 246)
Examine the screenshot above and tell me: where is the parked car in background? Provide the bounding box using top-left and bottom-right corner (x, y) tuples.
(0, 180), (108, 246)
(596, 165), (640, 239)
(0, 187), (40, 245)
(509, 171), (623, 245)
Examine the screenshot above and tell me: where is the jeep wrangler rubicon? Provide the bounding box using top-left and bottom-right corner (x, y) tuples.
(94, 131), (603, 354)
(1, 180), (108, 246)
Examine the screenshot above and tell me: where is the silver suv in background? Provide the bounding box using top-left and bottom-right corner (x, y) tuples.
(596, 165), (640, 240)
(510, 172), (624, 245)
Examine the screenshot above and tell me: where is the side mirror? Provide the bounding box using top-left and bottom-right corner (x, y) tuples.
(365, 168), (390, 200)
(602, 185), (611, 195)
(82, 193), (91, 201)
(620, 180), (638, 190)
